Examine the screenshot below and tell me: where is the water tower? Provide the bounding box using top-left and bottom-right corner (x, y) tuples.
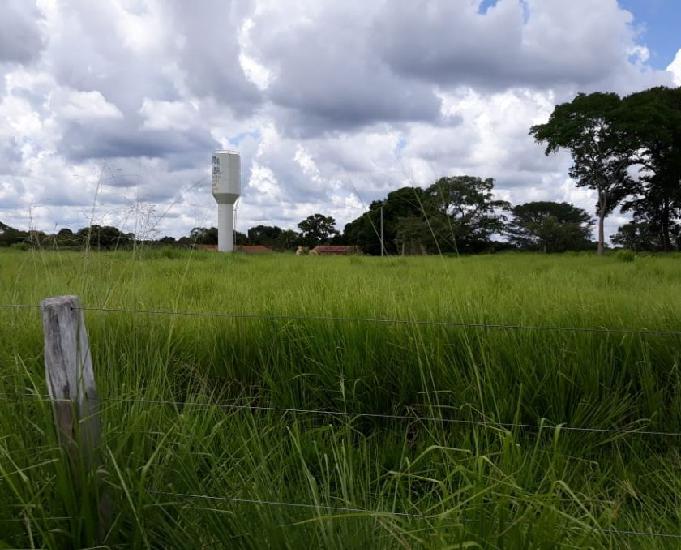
(211, 150), (241, 252)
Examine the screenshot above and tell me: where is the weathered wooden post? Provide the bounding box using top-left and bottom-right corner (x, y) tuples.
(41, 295), (111, 541)
(40, 295), (100, 464)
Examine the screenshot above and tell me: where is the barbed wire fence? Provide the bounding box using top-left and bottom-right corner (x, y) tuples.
(2, 296), (681, 541)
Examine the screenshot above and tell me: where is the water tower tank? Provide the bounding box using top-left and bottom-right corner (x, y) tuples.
(211, 151), (241, 252)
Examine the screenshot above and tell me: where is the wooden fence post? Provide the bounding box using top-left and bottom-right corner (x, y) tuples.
(40, 295), (100, 464)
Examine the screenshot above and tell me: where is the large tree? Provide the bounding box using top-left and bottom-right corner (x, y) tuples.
(275, 229), (301, 250)
(530, 92), (633, 255)
(344, 187), (425, 254)
(247, 225), (283, 247)
(77, 225), (135, 249)
(298, 213), (339, 246)
(189, 227), (218, 245)
(423, 176), (509, 254)
(507, 201), (593, 253)
(618, 87), (681, 251)
(344, 178), (507, 255)
(610, 221), (663, 252)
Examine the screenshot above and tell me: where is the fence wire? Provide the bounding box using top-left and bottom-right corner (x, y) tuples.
(2, 496), (679, 541)
(151, 490), (681, 539)
(4, 299), (681, 541)
(2, 392), (681, 438)
(2, 302), (681, 338)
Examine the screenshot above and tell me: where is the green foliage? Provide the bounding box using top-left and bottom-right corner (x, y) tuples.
(344, 186), (424, 255)
(345, 177), (508, 255)
(531, 87), (681, 256)
(298, 213), (339, 246)
(530, 92), (633, 255)
(2, 250), (681, 547)
(619, 87), (681, 251)
(247, 224), (282, 246)
(247, 225), (300, 250)
(610, 220), (678, 252)
(424, 176), (510, 253)
(76, 225), (134, 249)
(189, 226), (218, 245)
(0, 221), (28, 247)
(614, 249), (636, 263)
(508, 201), (593, 252)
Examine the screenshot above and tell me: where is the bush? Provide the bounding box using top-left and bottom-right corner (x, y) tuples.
(615, 249), (636, 263)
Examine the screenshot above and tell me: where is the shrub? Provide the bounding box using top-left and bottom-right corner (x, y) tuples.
(615, 249), (636, 263)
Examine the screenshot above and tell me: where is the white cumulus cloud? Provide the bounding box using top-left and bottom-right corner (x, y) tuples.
(0, 0), (676, 240)
(668, 50), (681, 86)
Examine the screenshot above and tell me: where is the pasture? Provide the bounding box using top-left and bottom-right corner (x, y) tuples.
(1, 248), (681, 548)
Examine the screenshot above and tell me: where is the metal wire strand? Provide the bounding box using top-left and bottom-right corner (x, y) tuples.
(102, 396), (681, 437)
(75, 305), (681, 337)
(2, 302), (681, 337)
(151, 490), (681, 539)
(151, 490), (434, 518)
(1, 392), (681, 437)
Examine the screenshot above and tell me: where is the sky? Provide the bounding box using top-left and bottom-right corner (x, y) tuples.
(0, 0), (680, 240)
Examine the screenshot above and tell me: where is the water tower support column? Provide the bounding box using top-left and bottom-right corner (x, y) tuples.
(217, 203), (234, 252)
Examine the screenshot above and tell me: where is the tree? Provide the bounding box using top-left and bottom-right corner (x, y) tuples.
(275, 229), (300, 250)
(234, 231), (248, 246)
(247, 225), (283, 247)
(0, 221), (27, 247)
(423, 176), (509, 254)
(618, 87), (681, 251)
(507, 201), (593, 253)
(610, 221), (659, 252)
(298, 214), (339, 246)
(77, 225), (134, 249)
(611, 210), (681, 252)
(530, 92), (633, 255)
(55, 228), (81, 247)
(344, 187), (425, 255)
(343, 179), (508, 255)
(189, 227), (218, 245)
(394, 215), (431, 255)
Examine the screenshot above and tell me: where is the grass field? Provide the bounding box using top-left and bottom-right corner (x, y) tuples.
(2, 248), (681, 548)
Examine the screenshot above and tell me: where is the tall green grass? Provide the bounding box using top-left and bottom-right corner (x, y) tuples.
(1, 248), (681, 548)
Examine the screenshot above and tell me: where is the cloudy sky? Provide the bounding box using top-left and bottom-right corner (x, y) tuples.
(1, 0), (680, 239)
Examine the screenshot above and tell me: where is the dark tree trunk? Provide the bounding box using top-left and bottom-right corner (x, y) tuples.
(597, 213), (605, 256)
(597, 189), (607, 256)
(662, 199), (671, 252)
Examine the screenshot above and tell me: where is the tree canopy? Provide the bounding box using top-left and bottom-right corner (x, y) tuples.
(508, 201), (593, 253)
(618, 87), (681, 251)
(297, 213), (339, 246)
(530, 92), (633, 255)
(344, 177), (509, 255)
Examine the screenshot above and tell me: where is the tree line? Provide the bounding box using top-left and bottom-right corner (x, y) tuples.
(187, 179), (597, 254)
(0, 184), (596, 254)
(2, 86), (678, 255)
(0, 175), (672, 255)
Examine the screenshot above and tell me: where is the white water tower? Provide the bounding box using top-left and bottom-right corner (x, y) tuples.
(211, 150), (241, 252)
